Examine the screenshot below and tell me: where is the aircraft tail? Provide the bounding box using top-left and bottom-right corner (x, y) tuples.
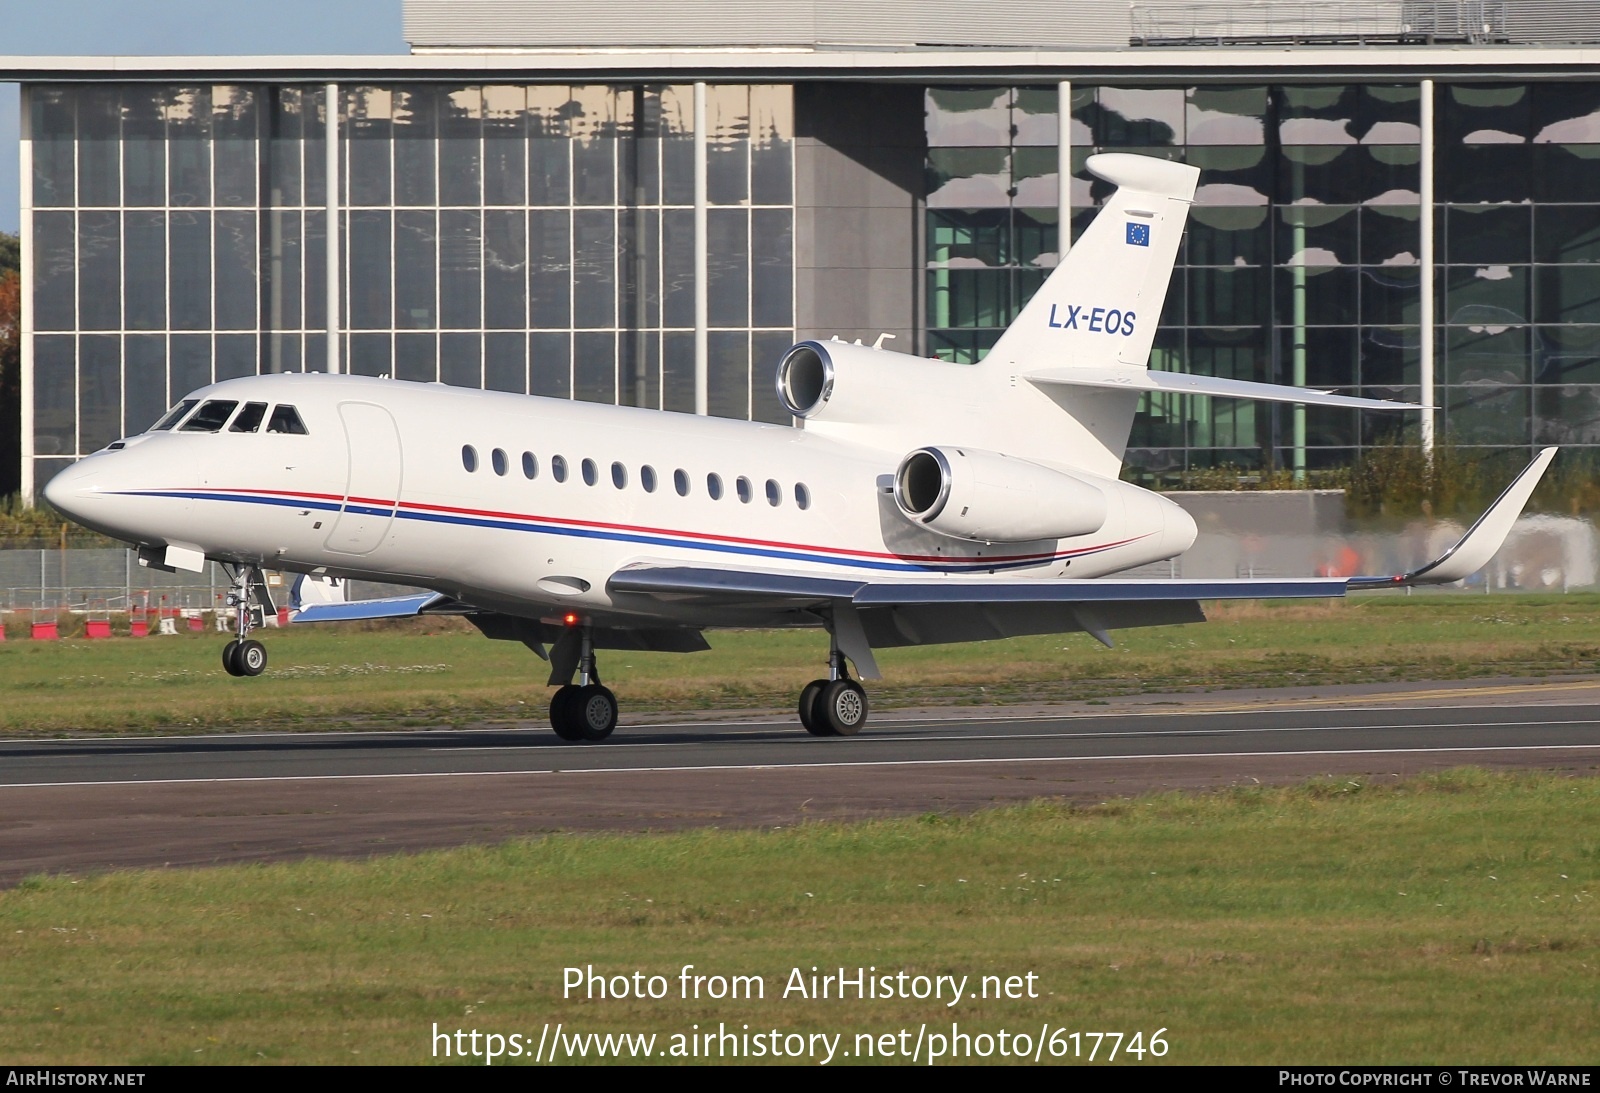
(986, 153), (1198, 373)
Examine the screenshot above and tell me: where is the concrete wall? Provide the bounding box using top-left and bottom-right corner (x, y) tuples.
(794, 83), (925, 354)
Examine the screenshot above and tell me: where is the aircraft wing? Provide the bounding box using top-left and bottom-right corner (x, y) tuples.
(609, 447), (1557, 677)
(1025, 365), (1426, 411)
(291, 592), (454, 623)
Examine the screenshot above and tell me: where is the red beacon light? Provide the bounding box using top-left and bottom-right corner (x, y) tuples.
(563, 612), (580, 627)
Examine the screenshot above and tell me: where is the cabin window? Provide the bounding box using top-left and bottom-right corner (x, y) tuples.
(522, 451), (538, 479)
(641, 465), (658, 493)
(581, 458), (598, 486)
(179, 400), (238, 433)
(149, 399), (198, 431)
(611, 461), (627, 489)
(736, 476), (753, 504)
(766, 479), (781, 507)
(462, 444), (479, 472)
(674, 469), (689, 496)
(552, 455), (568, 482)
(266, 405), (309, 434)
(795, 483), (811, 510)
(229, 402), (268, 433)
(492, 448), (509, 476)
(707, 473), (724, 500)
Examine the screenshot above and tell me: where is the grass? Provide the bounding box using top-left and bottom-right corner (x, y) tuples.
(2, 593), (1600, 736)
(0, 770), (1594, 1064)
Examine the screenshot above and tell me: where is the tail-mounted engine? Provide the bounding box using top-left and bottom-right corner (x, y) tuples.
(776, 338), (974, 424)
(893, 446), (1108, 544)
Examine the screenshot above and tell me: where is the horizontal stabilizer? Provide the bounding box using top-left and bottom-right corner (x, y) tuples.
(1026, 366), (1424, 411)
(292, 592), (447, 623)
(1350, 446), (1559, 588)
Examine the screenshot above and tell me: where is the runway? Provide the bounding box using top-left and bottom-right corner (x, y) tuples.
(3, 677), (1599, 883)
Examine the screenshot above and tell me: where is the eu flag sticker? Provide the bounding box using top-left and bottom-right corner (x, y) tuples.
(1126, 222), (1151, 247)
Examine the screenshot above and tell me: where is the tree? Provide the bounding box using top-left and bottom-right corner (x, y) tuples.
(0, 267), (19, 497)
(0, 231), (18, 276)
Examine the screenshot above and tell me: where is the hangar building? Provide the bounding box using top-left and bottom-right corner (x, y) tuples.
(9, 0), (1600, 497)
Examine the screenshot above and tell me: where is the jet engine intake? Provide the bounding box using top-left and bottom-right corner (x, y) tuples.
(893, 446), (1108, 543)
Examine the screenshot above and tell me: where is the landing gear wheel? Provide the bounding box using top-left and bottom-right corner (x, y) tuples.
(818, 678), (869, 736)
(222, 640), (244, 677)
(549, 685), (586, 742)
(575, 684), (618, 741)
(798, 678), (832, 736)
(236, 639), (267, 677)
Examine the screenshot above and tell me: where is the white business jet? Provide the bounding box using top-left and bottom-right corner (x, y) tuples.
(44, 153), (1556, 743)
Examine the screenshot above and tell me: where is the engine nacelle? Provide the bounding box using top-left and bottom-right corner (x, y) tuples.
(775, 338), (976, 424)
(893, 446), (1108, 543)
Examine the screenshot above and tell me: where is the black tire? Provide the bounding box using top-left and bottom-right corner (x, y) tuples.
(798, 678), (833, 736)
(575, 684), (618, 741)
(818, 678), (869, 736)
(221, 640), (244, 677)
(237, 639), (267, 677)
(549, 685), (585, 741)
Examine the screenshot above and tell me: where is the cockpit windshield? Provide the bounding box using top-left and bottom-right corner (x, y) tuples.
(179, 400), (239, 433)
(149, 399), (199, 432)
(266, 405), (308, 435)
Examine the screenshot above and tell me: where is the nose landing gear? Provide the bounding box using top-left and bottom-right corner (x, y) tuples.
(220, 563), (271, 677)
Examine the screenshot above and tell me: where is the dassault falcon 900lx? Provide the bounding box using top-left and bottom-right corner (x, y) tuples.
(44, 153), (1556, 743)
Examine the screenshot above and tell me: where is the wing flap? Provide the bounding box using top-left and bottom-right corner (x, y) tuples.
(291, 592), (448, 623)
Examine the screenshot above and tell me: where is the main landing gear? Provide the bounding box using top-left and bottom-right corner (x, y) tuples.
(548, 619), (617, 743)
(220, 563), (269, 677)
(797, 631), (870, 737)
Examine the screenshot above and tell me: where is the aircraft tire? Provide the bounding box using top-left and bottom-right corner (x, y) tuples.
(798, 679), (833, 735)
(818, 679), (868, 736)
(549, 685), (586, 741)
(221, 640), (245, 677)
(576, 684), (618, 742)
(237, 639), (268, 677)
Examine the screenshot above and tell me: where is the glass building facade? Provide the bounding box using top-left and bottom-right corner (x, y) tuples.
(925, 82), (1600, 477)
(25, 82), (796, 489)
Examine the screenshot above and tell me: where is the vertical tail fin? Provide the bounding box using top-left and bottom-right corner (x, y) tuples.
(986, 153), (1198, 373)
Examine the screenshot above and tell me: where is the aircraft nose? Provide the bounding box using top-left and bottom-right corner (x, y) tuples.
(41, 460), (111, 524)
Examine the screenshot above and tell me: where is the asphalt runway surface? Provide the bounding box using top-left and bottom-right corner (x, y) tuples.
(3, 677), (1600, 884)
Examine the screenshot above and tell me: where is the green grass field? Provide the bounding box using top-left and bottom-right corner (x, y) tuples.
(2, 592), (1599, 735)
(1, 770), (1594, 1065)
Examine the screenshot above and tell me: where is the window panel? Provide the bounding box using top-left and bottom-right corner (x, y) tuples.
(1187, 145), (1269, 208)
(570, 85), (616, 206)
(660, 86), (696, 205)
(1534, 145), (1600, 204)
(926, 147), (1010, 209)
(33, 336), (76, 456)
(214, 210), (257, 331)
(706, 84), (750, 206)
(1360, 205), (1420, 267)
(1189, 267), (1266, 327)
(1535, 206), (1600, 263)
(123, 334), (168, 435)
(709, 330), (749, 420)
(485, 331), (527, 393)
(393, 86), (437, 206)
(1530, 83), (1600, 143)
(439, 87), (483, 207)
(348, 210), (392, 331)
(76, 211), (120, 331)
(265, 209), (301, 331)
(1440, 144), (1533, 204)
(530, 331), (572, 398)
(1535, 385), (1600, 445)
(1359, 327), (1421, 389)
(1446, 325), (1529, 385)
(1444, 384), (1529, 446)
(394, 210), (436, 329)
(1360, 266), (1422, 326)
(77, 87), (120, 207)
(1186, 86), (1268, 146)
(662, 331), (695, 412)
(170, 333), (212, 394)
(572, 210), (616, 329)
(1536, 266), (1600, 325)
(528, 208), (571, 329)
(78, 334), (121, 452)
(1186, 204), (1267, 265)
(439, 209), (482, 330)
(123, 88), (166, 208)
(1097, 88), (1183, 146)
(527, 85), (572, 206)
(1444, 84), (1530, 145)
(1276, 205), (1357, 267)
(573, 330), (616, 404)
(483, 85), (527, 206)
(166, 87), (212, 207)
(749, 84), (794, 205)
(926, 88), (1010, 148)
(484, 209), (527, 330)
(1277, 146), (1360, 205)
(347, 86), (393, 207)
(1536, 326), (1600, 384)
(752, 208), (793, 328)
(1277, 85), (1358, 145)
(266, 87), (304, 207)
(31, 88), (76, 207)
(708, 208), (749, 328)
(212, 86), (257, 208)
(1447, 204), (1531, 265)
(1445, 264), (1530, 326)
(662, 208), (695, 328)
(348, 332), (391, 377)
(168, 211), (212, 331)
(394, 331), (437, 383)
(440, 332), (482, 388)
(752, 331), (796, 424)
(215, 333), (256, 380)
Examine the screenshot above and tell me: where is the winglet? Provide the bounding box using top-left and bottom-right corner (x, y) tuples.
(1348, 447), (1558, 589)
